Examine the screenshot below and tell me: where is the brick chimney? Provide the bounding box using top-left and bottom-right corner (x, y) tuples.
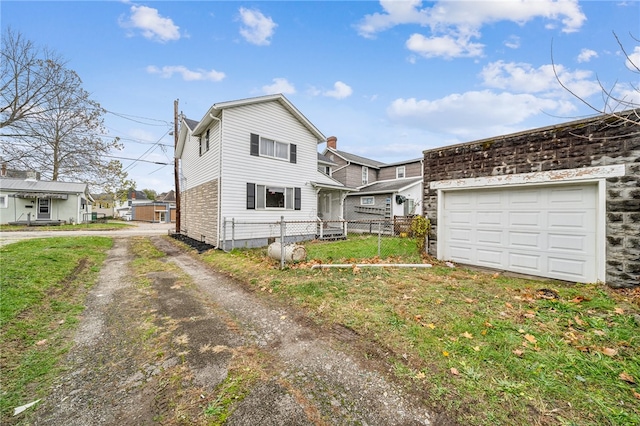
(327, 136), (337, 150)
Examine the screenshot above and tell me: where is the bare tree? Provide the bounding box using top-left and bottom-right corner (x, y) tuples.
(553, 31), (639, 124)
(0, 28), (130, 193)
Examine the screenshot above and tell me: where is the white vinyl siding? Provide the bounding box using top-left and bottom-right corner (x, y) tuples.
(219, 101), (319, 241)
(440, 183), (598, 283)
(181, 120), (221, 191)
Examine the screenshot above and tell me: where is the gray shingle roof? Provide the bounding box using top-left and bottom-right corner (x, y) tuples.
(0, 177), (89, 194)
(355, 177), (422, 195)
(327, 149), (386, 168)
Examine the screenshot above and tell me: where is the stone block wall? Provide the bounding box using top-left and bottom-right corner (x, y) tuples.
(180, 179), (218, 246)
(422, 110), (640, 288)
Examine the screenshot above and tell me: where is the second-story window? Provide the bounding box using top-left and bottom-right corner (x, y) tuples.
(250, 133), (297, 163)
(396, 166), (405, 179)
(362, 166), (369, 185)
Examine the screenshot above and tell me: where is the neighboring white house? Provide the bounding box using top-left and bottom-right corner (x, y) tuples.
(175, 94), (351, 248)
(0, 176), (93, 225)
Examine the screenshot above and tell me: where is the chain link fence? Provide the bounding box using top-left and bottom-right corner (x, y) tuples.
(221, 216), (425, 268)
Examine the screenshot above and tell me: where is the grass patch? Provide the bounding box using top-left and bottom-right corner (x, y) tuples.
(0, 237), (112, 418)
(198, 245), (640, 426)
(304, 234), (423, 263)
(0, 221), (134, 232)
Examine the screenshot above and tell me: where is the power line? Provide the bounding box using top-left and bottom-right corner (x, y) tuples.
(103, 154), (171, 165)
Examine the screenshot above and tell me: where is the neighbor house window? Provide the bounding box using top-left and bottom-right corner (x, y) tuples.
(250, 133), (297, 163)
(362, 166), (369, 185)
(246, 183), (301, 210)
(200, 129), (210, 156)
(396, 166), (405, 179)
(360, 196), (374, 205)
(0, 194), (7, 208)
(318, 165), (331, 176)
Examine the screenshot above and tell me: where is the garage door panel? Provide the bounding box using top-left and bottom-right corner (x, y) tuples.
(549, 187), (592, 207)
(441, 183), (598, 283)
(477, 249), (503, 266)
(449, 211), (472, 224)
(548, 257), (588, 280)
(477, 229), (503, 245)
(477, 211), (503, 226)
(449, 227), (472, 242)
(509, 252), (541, 272)
(509, 231), (541, 249)
(509, 211), (541, 228)
(548, 211), (594, 230)
(449, 245), (473, 262)
(548, 233), (593, 254)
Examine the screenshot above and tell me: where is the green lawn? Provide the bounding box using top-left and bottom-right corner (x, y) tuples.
(199, 240), (640, 426)
(0, 237), (112, 419)
(0, 221), (134, 232)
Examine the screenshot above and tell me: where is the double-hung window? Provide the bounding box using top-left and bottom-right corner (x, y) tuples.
(199, 129), (210, 156)
(247, 183), (301, 210)
(396, 166), (405, 179)
(0, 194), (7, 208)
(250, 133), (297, 163)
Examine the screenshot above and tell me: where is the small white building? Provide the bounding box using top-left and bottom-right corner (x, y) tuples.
(0, 177), (93, 225)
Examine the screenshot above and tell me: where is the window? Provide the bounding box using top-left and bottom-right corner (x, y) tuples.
(250, 133), (296, 163)
(318, 165), (331, 176)
(200, 129), (210, 156)
(0, 194), (7, 208)
(362, 166), (369, 185)
(247, 183), (301, 210)
(396, 166), (405, 179)
(360, 196), (375, 205)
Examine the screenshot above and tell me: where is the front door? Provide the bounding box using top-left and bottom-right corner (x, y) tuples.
(37, 198), (51, 220)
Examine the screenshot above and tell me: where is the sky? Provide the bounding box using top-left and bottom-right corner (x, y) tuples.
(2, 0), (639, 193)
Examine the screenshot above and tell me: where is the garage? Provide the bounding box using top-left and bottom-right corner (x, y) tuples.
(440, 182), (599, 283)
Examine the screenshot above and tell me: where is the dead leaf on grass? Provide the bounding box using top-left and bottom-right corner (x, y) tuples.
(593, 330), (606, 336)
(505, 302), (514, 309)
(426, 323), (436, 329)
(464, 298), (475, 304)
(415, 371), (426, 380)
(570, 295), (590, 303)
(574, 316), (585, 326)
(524, 334), (537, 344)
(35, 339), (47, 346)
(512, 349), (524, 357)
(524, 311), (536, 319)
(484, 321), (493, 328)
(619, 372), (636, 384)
(633, 391), (640, 400)
(614, 307), (624, 315)
(461, 331), (473, 339)
(601, 347), (618, 357)
(450, 367), (459, 376)
(473, 346), (480, 352)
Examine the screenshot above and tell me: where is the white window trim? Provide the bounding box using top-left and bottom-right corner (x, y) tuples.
(260, 136), (289, 161)
(256, 184), (294, 210)
(360, 196), (375, 205)
(362, 166), (369, 185)
(396, 166), (405, 179)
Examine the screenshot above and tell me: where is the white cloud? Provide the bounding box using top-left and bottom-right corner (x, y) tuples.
(626, 46), (640, 72)
(323, 81), (353, 99)
(262, 78), (296, 95)
(480, 60), (600, 99)
(120, 5), (180, 43)
(577, 48), (598, 63)
(357, 0), (585, 58)
(406, 33), (484, 59)
(146, 65), (225, 82)
(238, 8), (277, 46)
(387, 91), (574, 138)
(504, 35), (521, 49)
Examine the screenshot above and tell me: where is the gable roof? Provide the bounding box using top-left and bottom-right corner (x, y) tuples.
(183, 118), (199, 131)
(0, 177), (93, 201)
(325, 148), (386, 169)
(355, 177), (422, 195)
(317, 152), (337, 165)
(192, 94), (325, 141)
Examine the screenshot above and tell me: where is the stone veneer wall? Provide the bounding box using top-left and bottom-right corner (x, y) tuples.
(180, 179), (218, 246)
(422, 111), (640, 288)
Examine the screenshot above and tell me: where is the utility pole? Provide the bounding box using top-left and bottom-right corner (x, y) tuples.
(174, 99), (181, 233)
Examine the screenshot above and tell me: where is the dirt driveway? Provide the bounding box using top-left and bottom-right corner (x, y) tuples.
(19, 234), (450, 425)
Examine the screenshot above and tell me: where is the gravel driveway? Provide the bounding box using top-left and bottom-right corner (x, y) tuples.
(6, 228), (452, 425)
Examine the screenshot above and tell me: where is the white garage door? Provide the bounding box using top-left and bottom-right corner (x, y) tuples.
(441, 183), (598, 283)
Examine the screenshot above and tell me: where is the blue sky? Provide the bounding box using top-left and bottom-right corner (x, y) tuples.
(3, 1), (639, 193)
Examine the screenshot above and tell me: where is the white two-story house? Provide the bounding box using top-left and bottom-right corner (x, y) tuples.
(175, 94), (351, 248)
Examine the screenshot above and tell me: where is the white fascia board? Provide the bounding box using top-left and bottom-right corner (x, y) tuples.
(430, 164), (626, 190)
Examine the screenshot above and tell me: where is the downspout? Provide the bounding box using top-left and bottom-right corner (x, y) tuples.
(209, 113), (222, 248)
